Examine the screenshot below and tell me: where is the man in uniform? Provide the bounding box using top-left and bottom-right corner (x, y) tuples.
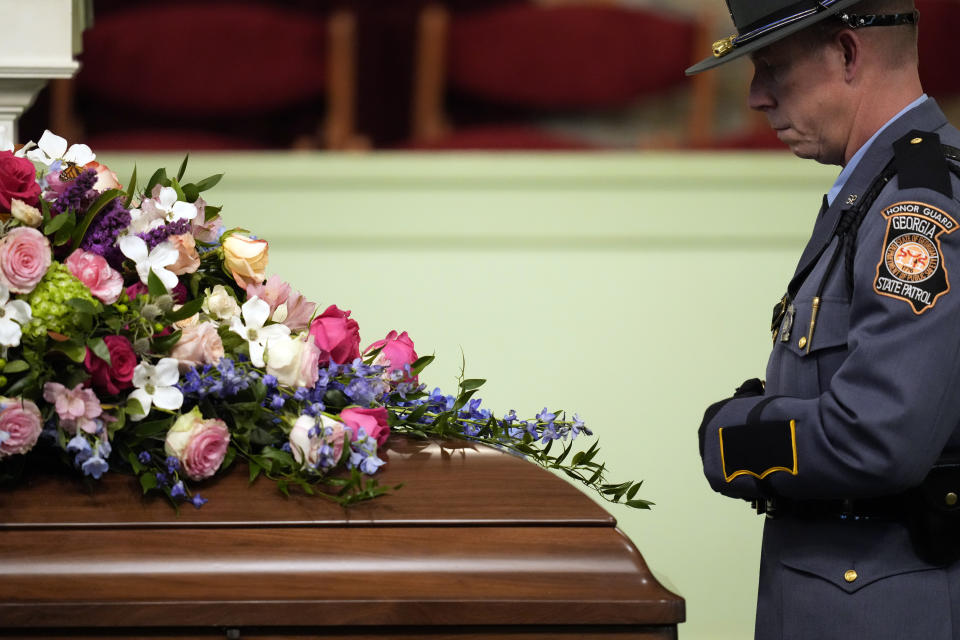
(689, 0), (960, 637)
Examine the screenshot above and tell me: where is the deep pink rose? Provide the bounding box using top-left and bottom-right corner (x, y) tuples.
(308, 305), (361, 366)
(0, 227), (51, 294)
(340, 406), (390, 447)
(164, 407), (230, 481)
(126, 281), (148, 301)
(65, 249), (123, 304)
(0, 398), (42, 458)
(84, 335), (136, 395)
(365, 330), (418, 383)
(0, 151), (40, 212)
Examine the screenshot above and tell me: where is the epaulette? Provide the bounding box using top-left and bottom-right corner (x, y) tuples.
(893, 130), (953, 198)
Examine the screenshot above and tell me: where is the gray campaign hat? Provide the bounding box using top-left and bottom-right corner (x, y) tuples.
(685, 0), (864, 75)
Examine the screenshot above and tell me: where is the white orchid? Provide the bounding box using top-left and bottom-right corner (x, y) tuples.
(229, 297), (290, 368)
(153, 186), (197, 223)
(0, 283), (31, 348)
(25, 130), (95, 167)
(119, 236), (179, 291)
(127, 358), (183, 421)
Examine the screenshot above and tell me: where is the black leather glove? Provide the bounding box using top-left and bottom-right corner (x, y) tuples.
(699, 378), (765, 457)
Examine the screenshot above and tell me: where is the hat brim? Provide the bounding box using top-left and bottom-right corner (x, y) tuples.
(685, 0), (862, 75)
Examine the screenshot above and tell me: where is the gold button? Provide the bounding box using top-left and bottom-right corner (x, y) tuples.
(911, 137), (923, 144)
(844, 569), (858, 583)
(798, 336), (807, 349)
(946, 492), (958, 506)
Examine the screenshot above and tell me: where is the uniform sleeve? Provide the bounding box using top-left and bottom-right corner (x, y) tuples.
(700, 185), (960, 500)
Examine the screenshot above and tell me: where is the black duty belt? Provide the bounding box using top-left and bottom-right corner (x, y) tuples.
(753, 496), (910, 521)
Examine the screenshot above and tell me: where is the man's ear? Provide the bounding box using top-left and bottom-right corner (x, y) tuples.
(835, 29), (861, 82)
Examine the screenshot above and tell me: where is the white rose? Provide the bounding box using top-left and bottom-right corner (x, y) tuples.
(10, 199), (42, 227)
(202, 285), (241, 321)
(265, 333), (320, 388)
(289, 414), (341, 470)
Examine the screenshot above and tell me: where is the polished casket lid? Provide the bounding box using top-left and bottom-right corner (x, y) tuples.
(0, 436), (684, 632)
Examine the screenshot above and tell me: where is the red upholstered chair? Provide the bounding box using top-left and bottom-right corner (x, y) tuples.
(408, 3), (709, 150)
(917, 0), (960, 103)
(50, 2), (365, 151)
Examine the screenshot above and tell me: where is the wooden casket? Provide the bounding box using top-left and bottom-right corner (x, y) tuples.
(0, 436), (684, 639)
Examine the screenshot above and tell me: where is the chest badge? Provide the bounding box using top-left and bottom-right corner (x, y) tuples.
(874, 201), (957, 314)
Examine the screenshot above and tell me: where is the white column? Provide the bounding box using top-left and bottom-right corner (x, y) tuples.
(0, 0), (81, 148)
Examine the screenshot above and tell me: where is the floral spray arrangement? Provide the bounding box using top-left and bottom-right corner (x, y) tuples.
(0, 131), (650, 510)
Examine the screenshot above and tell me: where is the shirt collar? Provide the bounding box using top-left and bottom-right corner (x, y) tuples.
(826, 94), (928, 206)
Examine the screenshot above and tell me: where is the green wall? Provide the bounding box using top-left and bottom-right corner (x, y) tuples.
(101, 150), (839, 640)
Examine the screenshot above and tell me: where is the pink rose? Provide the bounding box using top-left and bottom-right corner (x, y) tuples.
(308, 305), (361, 366)
(289, 414), (348, 470)
(84, 335), (137, 395)
(84, 161), (122, 192)
(0, 227), (50, 294)
(246, 275), (316, 332)
(168, 234), (201, 275)
(365, 330), (418, 383)
(0, 151), (40, 212)
(164, 407), (231, 481)
(0, 398), (42, 458)
(43, 382), (102, 434)
(340, 406), (390, 447)
(65, 249), (123, 304)
(170, 321), (224, 373)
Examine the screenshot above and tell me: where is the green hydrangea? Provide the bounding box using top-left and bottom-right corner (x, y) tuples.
(22, 262), (98, 339)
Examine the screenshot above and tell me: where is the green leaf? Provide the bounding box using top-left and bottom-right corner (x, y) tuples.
(169, 176), (186, 202)
(49, 339), (87, 363)
(150, 329), (183, 354)
(627, 483), (641, 500)
(71, 189), (122, 250)
(182, 183), (199, 203)
(139, 473), (158, 494)
(248, 459), (263, 483)
(459, 378), (486, 391)
(166, 296), (203, 322)
(204, 205), (221, 222)
(66, 297), (98, 316)
(124, 165), (137, 207)
(194, 173), (223, 192)
(2, 360), (29, 374)
(133, 418), (172, 438)
(410, 355), (434, 375)
(626, 499), (653, 509)
(176, 154), (189, 181)
(126, 398), (145, 417)
(87, 337), (112, 366)
(147, 269), (167, 297)
(146, 167), (168, 194)
(44, 211), (72, 235)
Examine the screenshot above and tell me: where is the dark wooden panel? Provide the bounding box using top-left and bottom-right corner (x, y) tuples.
(0, 624), (678, 639)
(0, 525), (682, 628)
(0, 437), (613, 528)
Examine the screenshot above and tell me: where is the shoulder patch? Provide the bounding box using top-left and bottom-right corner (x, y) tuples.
(874, 201), (958, 314)
(894, 130), (953, 198)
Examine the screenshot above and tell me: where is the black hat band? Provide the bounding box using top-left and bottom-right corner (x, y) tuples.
(714, 1), (918, 58)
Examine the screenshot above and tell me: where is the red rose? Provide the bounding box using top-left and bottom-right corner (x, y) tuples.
(84, 335), (137, 395)
(308, 305), (361, 366)
(0, 151), (40, 212)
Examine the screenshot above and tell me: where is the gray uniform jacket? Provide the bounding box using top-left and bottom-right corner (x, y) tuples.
(699, 98), (960, 640)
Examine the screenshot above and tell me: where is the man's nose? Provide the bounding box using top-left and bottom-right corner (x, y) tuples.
(748, 73), (775, 111)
